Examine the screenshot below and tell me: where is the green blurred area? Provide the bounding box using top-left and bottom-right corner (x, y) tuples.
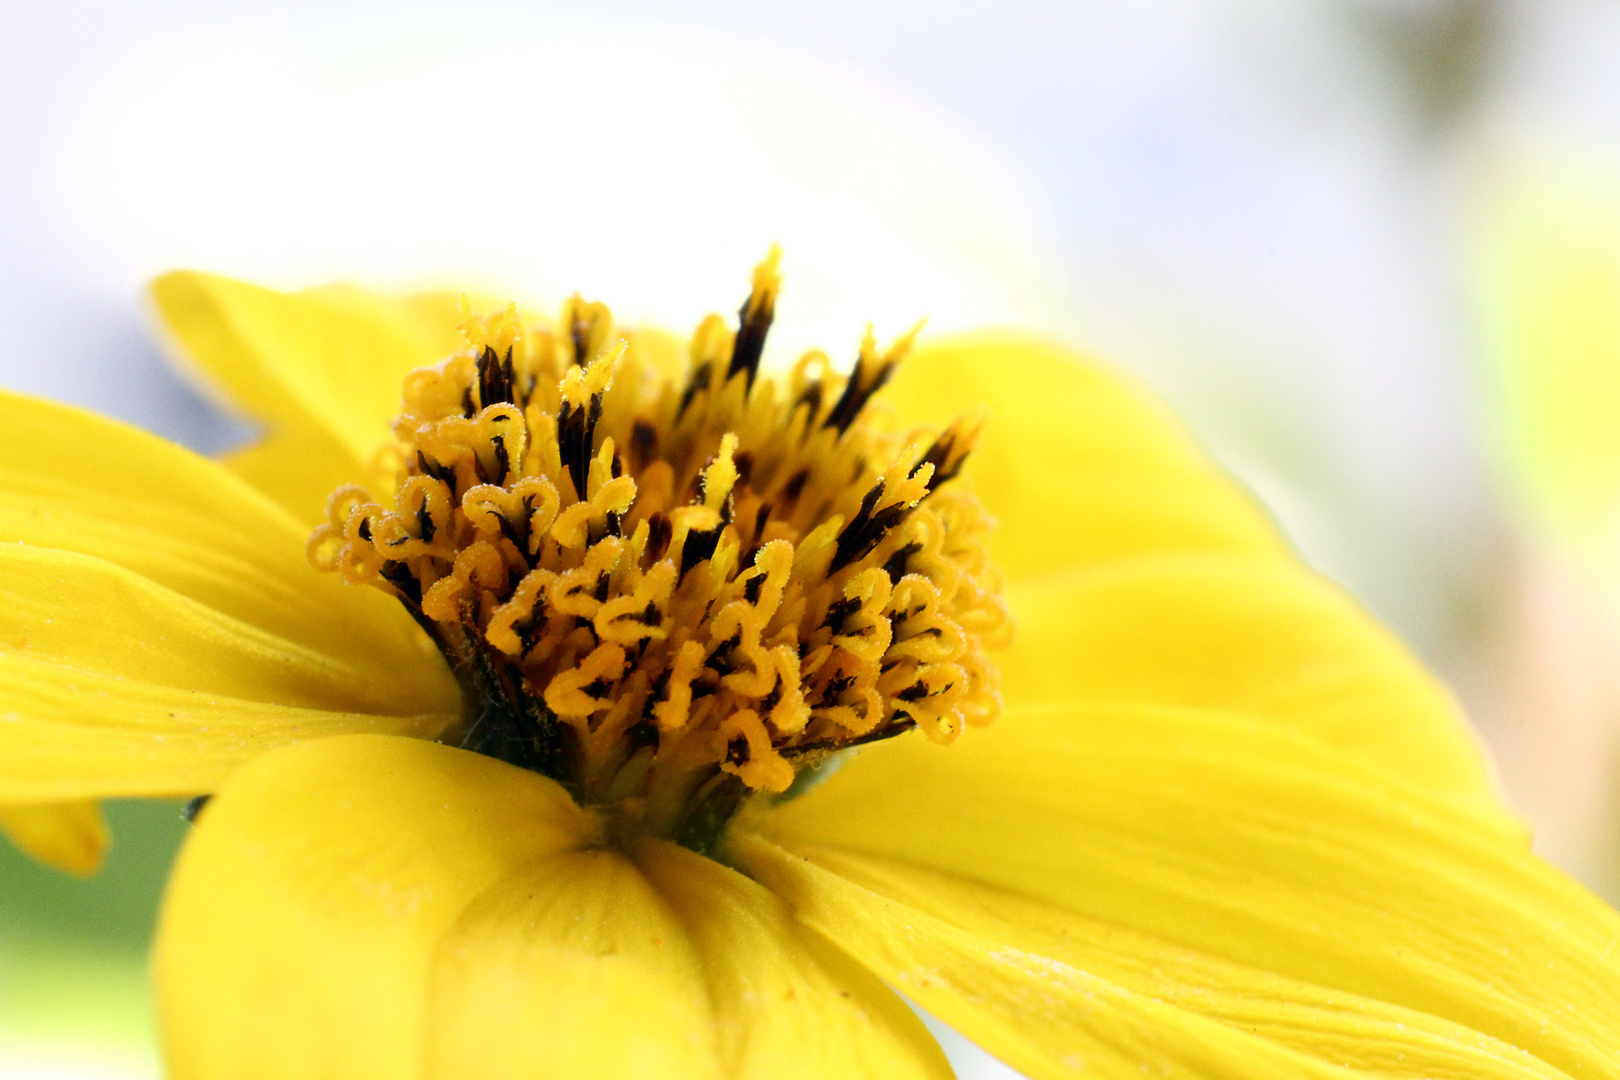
(0, 800), (188, 1070)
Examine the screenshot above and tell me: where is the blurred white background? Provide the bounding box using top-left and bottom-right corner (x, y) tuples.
(6, 1), (1620, 1077)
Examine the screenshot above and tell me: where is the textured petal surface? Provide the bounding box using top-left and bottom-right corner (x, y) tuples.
(158, 736), (948, 1080)
(0, 389), (455, 705)
(1000, 555), (1505, 820)
(151, 273), (467, 520)
(883, 332), (1288, 579)
(0, 391), (459, 797)
(633, 839), (951, 1080)
(157, 736), (597, 1080)
(738, 840), (1567, 1080)
(0, 799), (108, 875)
(752, 702), (1620, 1080)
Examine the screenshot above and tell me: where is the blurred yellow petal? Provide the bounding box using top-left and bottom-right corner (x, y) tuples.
(151, 272), (467, 517)
(157, 735), (598, 1080)
(755, 702), (1620, 1078)
(1001, 554), (1506, 823)
(739, 836), (1566, 1080)
(0, 389), (454, 704)
(0, 799), (108, 875)
(885, 332), (1288, 580)
(634, 839), (952, 1080)
(736, 833), (1357, 1080)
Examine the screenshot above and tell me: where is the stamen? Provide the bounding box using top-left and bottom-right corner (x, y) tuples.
(310, 254), (1010, 847)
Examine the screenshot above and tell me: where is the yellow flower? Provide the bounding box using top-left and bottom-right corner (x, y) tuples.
(2, 255), (1618, 1080)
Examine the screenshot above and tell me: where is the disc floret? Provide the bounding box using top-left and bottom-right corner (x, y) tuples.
(310, 252), (1010, 848)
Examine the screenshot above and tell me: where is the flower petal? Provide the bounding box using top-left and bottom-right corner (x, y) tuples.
(1000, 554), (1507, 822)
(0, 389), (456, 710)
(157, 735), (941, 1080)
(883, 332), (1288, 579)
(0, 799), (108, 875)
(633, 838), (952, 1080)
(150, 272), (467, 517)
(156, 735), (599, 1080)
(754, 702), (1620, 1079)
(738, 835), (1567, 1080)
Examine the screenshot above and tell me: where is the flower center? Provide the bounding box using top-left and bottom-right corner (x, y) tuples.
(308, 251), (1009, 850)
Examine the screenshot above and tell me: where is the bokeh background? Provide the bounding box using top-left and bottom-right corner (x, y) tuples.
(5, 1), (1620, 1076)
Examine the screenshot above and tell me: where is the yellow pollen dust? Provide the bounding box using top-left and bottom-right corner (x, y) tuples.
(309, 250), (1010, 843)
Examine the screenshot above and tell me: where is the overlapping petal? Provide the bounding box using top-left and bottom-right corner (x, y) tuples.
(0, 391), (458, 800)
(157, 736), (951, 1080)
(746, 701), (1620, 1079)
(151, 273), (469, 522)
(1000, 555), (1507, 822)
(885, 332), (1289, 579)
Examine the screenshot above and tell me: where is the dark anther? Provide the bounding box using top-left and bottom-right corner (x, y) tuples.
(594, 573), (611, 603)
(556, 392), (604, 503)
(610, 449), (623, 479)
(644, 512), (674, 565)
(582, 678), (613, 699)
(795, 381), (824, 425)
(477, 345), (514, 407)
(708, 630), (741, 674)
(829, 480), (913, 573)
(678, 363), (712, 419)
(182, 795), (211, 822)
(897, 682), (931, 702)
(629, 418), (659, 472)
(417, 450), (454, 487)
(752, 502), (773, 544)
(916, 428), (970, 491)
(744, 574), (765, 605)
(883, 541), (921, 584)
(641, 600), (661, 626)
(680, 524), (723, 580)
(777, 468), (811, 511)
(357, 517), (373, 542)
(825, 595), (862, 634)
(489, 433), (511, 485)
(416, 495), (436, 543)
(461, 386), (477, 418)
(725, 734), (751, 765)
(570, 306), (600, 368)
(823, 358), (897, 434)
(732, 450), (755, 485)
(729, 285), (775, 389)
(604, 510), (622, 538)
(381, 560), (422, 604)
(821, 672), (854, 702)
(627, 722), (660, 749)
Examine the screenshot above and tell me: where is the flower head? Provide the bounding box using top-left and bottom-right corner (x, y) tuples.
(2, 256), (1619, 1078)
(306, 250), (1006, 848)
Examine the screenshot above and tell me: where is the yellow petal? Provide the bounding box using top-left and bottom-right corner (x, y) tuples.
(884, 332), (1288, 579)
(150, 273), (467, 517)
(633, 838), (952, 1080)
(755, 702), (1620, 1078)
(0, 389), (456, 711)
(748, 843), (1567, 1080)
(1001, 554), (1506, 822)
(0, 799), (109, 875)
(423, 844), (719, 1080)
(156, 735), (599, 1080)
(0, 651), (448, 801)
(735, 833), (1359, 1080)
